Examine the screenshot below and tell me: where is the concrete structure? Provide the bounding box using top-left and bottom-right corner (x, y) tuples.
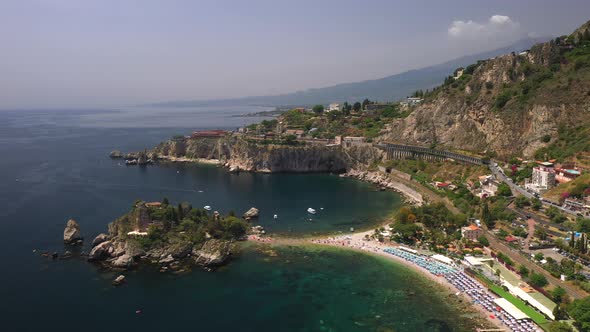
(284, 129), (305, 138)
(342, 136), (366, 148)
(376, 143), (484, 165)
(461, 224), (484, 241)
(525, 166), (556, 194)
(453, 67), (464, 80)
(334, 135), (342, 145)
(406, 97), (423, 105)
(478, 175), (500, 198)
(563, 198), (590, 217)
(432, 254), (454, 265)
(493, 298), (529, 320)
(191, 130), (227, 138)
(555, 167), (582, 183)
(327, 103), (341, 112)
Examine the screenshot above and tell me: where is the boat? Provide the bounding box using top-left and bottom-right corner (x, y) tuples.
(204, 205), (212, 211)
(273, 214), (278, 219)
(307, 208), (316, 214)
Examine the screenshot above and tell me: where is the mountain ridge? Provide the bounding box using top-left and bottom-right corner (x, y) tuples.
(151, 37), (548, 108)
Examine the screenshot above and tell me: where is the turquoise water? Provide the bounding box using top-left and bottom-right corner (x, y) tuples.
(0, 107), (476, 331)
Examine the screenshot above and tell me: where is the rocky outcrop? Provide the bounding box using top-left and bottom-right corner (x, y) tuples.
(243, 207), (259, 219)
(150, 135), (384, 173)
(111, 254), (134, 268)
(63, 219), (82, 244)
(193, 239), (233, 267)
(92, 233), (109, 247)
(342, 169), (423, 205)
(382, 27), (590, 158)
(88, 240), (114, 261)
(109, 150), (123, 158)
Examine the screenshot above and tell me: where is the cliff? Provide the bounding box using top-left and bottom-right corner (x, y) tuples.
(151, 136), (384, 173)
(382, 20), (590, 160)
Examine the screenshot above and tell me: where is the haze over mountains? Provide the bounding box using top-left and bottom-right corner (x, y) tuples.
(155, 37), (547, 108)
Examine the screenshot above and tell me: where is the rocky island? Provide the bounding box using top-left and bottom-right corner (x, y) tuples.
(84, 199), (252, 271)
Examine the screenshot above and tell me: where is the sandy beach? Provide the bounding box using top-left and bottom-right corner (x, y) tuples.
(157, 155), (221, 165)
(249, 227), (535, 331)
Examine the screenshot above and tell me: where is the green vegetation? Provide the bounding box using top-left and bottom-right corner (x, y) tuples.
(113, 199), (250, 251)
(529, 272), (549, 288)
(391, 203), (466, 248)
(535, 125), (590, 162)
(477, 273), (548, 326)
(568, 296), (590, 332)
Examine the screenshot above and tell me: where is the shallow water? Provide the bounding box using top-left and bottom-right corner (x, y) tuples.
(0, 107), (475, 331)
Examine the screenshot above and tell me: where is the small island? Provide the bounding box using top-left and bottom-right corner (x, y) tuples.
(86, 199), (252, 271)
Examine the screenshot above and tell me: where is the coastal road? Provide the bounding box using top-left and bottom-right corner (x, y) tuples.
(488, 161), (579, 216)
(485, 228), (588, 300)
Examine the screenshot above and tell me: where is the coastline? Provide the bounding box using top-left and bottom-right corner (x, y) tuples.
(250, 228), (501, 331)
(157, 155), (222, 165)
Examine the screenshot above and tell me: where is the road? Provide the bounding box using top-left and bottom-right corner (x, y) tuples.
(485, 228), (588, 300)
(488, 162), (579, 216)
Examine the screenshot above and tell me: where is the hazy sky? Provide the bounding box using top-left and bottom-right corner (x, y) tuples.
(1, 0), (589, 109)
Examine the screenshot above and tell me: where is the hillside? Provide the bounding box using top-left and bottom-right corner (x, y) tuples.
(382, 20), (590, 161)
(153, 38), (545, 108)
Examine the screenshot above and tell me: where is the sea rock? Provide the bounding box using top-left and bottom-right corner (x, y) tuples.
(109, 150), (123, 159)
(243, 207), (259, 219)
(193, 239), (232, 267)
(164, 240), (193, 259)
(112, 275), (126, 286)
(111, 254), (134, 268)
(88, 240), (113, 261)
(92, 233), (109, 247)
(63, 219), (83, 244)
(159, 255), (175, 265)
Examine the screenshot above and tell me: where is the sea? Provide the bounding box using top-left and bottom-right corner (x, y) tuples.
(0, 106), (479, 331)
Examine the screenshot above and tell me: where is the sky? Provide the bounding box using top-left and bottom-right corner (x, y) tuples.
(1, 0), (589, 109)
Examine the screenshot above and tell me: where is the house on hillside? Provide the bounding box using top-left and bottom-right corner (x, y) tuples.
(461, 225), (483, 242)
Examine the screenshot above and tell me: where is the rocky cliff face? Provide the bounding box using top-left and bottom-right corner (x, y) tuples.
(382, 22), (590, 158)
(152, 136), (384, 173)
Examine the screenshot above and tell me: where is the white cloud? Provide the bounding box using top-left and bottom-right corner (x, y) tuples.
(448, 15), (521, 41)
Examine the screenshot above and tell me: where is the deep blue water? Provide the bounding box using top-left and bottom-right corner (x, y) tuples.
(0, 107), (473, 331)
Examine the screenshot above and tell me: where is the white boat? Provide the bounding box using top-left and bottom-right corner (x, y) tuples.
(204, 205), (212, 211)
(307, 208), (316, 214)
(273, 214), (278, 219)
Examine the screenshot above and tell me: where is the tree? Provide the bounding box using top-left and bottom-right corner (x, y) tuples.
(284, 134), (297, 145)
(551, 286), (568, 303)
(312, 104), (324, 114)
(162, 197), (169, 206)
(352, 102), (361, 112)
(361, 98), (371, 110)
(177, 203), (184, 222)
(342, 102), (352, 115)
(481, 201), (493, 228)
(497, 183), (512, 196)
(534, 252), (545, 261)
(548, 321), (573, 332)
(515, 195), (530, 208)
(518, 265), (529, 277)
(477, 235), (490, 247)
(531, 198), (542, 211)
(568, 296), (590, 331)
(529, 272), (548, 288)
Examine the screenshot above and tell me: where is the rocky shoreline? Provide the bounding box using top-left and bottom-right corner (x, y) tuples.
(58, 201), (256, 273)
(340, 169), (423, 206)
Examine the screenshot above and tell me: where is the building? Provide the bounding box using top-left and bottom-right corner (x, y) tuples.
(191, 130), (227, 138)
(406, 97), (423, 106)
(453, 67), (464, 80)
(555, 167), (582, 183)
(284, 129), (305, 138)
(327, 103), (341, 112)
(334, 135), (342, 145)
(525, 164), (556, 194)
(342, 136), (366, 148)
(478, 175), (500, 198)
(563, 198), (590, 217)
(461, 225), (483, 242)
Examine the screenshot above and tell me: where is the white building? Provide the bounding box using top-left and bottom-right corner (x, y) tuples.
(525, 165), (556, 194)
(327, 103), (341, 112)
(406, 97), (423, 106)
(342, 136), (366, 148)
